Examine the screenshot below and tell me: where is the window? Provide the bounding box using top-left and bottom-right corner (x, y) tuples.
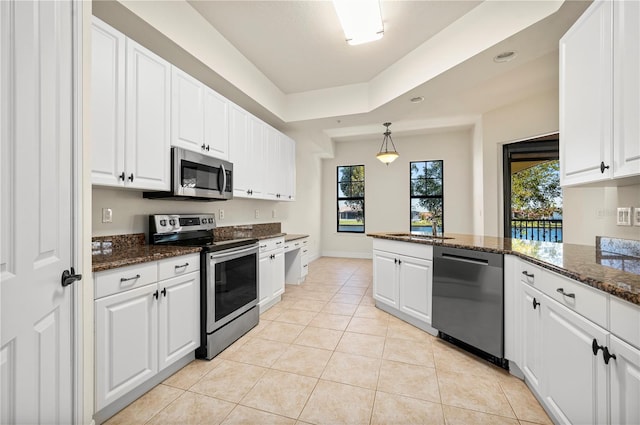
(337, 165), (365, 233)
(410, 161), (443, 234)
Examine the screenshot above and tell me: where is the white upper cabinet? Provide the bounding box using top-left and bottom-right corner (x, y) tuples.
(204, 88), (229, 160)
(125, 39), (171, 190)
(91, 17), (125, 187)
(91, 18), (170, 190)
(171, 66), (230, 160)
(561, 0), (640, 186)
(613, 0), (640, 178)
(171, 67), (204, 153)
(560, 0), (612, 186)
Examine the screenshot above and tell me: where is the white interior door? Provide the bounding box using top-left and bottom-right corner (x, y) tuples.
(1, 1), (77, 423)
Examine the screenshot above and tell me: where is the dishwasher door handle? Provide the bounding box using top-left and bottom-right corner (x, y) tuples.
(440, 252), (489, 266)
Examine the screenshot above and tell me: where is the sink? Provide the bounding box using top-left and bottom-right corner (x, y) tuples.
(386, 233), (454, 241)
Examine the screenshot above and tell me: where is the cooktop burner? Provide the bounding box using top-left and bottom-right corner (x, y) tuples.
(148, 213), (258, 252)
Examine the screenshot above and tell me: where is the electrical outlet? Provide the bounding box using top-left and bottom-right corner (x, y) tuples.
(219, 209), (224, 220)
(633, 207), (640, 226)
(616, 207), (631, 226)
(102, 208), (112, 223)
(272, 209), (276, 218)
(255, 209), (260, 219)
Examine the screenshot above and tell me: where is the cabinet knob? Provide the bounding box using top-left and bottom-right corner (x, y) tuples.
(128, 173), (134, 182)
(600, 161), (610, 174)
(602, 346), (616, 364)
(153, 290), (159, 299)
(119, 172), (125, 181)
(161, 288), (167, 297)
(201, 143), (206, 151)
(532, 297), (540, 310)
(206, 145), (210, 151)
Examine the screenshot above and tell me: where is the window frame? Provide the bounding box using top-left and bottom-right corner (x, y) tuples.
(409, 160), (444, 234)
(336, 164), (365, 234)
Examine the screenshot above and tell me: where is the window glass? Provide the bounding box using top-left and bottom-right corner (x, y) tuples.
(337, 165), (365, 233)
(410, 161), (443, 234)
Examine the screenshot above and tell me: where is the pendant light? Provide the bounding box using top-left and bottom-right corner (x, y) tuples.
(376, 122), (399, 165)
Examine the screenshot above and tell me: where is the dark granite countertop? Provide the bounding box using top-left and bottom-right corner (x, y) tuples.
(368, 232), (640, 306)
(92, 245), (201, 273)
(256, 232), (287, 240)
(285, 234), (309, 242)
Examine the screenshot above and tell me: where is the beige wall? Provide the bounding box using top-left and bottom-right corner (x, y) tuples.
(563, 185), (640, 245)
(92, 140), (323, 260)
(321, 129), (474, 258)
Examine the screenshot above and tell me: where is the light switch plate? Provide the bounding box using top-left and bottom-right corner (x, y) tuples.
(102, 208), (113, 223)
(617, 207), (631, 226)
(633, 208), (640, 227)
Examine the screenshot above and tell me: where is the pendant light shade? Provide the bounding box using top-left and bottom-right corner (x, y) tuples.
(376, 122), (399, 165)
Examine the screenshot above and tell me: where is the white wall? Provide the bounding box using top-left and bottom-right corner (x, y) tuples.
(481, 89), (560, 237)
(321, 129), (474, 258)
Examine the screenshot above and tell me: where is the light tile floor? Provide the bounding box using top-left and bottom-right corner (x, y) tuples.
(105, 257), (552, 425)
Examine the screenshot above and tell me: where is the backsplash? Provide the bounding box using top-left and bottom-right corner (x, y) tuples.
(597, 236), (640, 258)
(214, 223), (282, 241)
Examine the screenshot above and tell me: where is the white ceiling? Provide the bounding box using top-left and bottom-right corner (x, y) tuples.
(188, 1), (482, 94)
(183, 0), (590, 139)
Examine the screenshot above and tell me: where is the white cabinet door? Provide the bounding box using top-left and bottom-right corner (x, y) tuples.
(229, 103), (252, 197)
(125, 39), (170, 190)
(398, 256), (432, 324)
(95, 284), (158, 410)
(613, 0), (640, 178)
(610, 335), (640, 425)
(520, 282), (544, 394)
(171, 66), (204, 154)
(272, 250), (285, 298)
(541, 295), (608, 425)
(158, 272), (200, 371)
(204, 88), (229, 160)
(248, 116), (265, 198)
(373, 250), (398, 308)
(258, 254), (271, 307)
(560, 0), (613, 186)
(281, 135), (296, 201)
(91, 17), (125, 187)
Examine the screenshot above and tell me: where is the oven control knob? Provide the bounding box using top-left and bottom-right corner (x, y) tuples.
(159, 219), (167, 226)
(208, 218), (214, 224)
(169, 219), (176, 226)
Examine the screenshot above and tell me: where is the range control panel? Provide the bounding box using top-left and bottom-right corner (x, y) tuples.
(150, 214), (216, 234)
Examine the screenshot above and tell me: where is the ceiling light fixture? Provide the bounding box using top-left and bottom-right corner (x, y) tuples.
(333, 0), (384, 46)
(493, 51), (517, 63)
(376, 122), (399, 165)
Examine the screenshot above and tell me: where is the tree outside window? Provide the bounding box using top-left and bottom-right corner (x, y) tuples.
(337, 165), (365, 233)
(410, 161), (443, 234)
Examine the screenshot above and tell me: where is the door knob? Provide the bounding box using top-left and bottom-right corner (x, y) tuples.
(61, 267), (82, 287)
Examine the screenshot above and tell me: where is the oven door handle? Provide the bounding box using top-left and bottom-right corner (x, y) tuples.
(219, 163), (226, 196)
(209, 244), (258, 261)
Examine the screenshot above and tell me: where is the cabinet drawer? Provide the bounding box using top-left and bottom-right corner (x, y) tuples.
(259, 237), (284, 254)
(94, 261), (158, 299)
(610, 297), (640, 349)
(158, 253), (200, 281)
(373, 239), (433, 260)
(519, 260), (609, 328)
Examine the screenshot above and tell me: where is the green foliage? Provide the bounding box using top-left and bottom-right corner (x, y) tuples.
(511, 160), (562, 219)
(410, 161), (443, 228)
(338, 165), (365, 223)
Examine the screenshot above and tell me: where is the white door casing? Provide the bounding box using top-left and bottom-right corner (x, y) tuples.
(1, 0), (79, 423)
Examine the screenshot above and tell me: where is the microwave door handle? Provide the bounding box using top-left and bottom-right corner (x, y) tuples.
(219, 163), (226, 195)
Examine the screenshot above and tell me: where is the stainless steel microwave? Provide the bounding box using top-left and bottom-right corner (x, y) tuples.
(144, 147), (233, 201)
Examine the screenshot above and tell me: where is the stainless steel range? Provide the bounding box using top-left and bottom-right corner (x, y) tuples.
(149, 214), (259, 359)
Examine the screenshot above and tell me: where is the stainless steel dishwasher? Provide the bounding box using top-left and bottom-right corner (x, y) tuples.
(432, 246), (505, 366)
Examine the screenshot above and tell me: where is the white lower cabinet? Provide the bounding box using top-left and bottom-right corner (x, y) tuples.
(398, 256), (432, 324)
(508, 255), (640, 425)
(372, 250), (398, 308)
(372, 239), (433, 328)
(541, 293), (608, 425)
(94, 254), (200, 411)
(610, 335), (640, 425)
(259, 237), (285, 312)
(519, 281), (543, 394)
